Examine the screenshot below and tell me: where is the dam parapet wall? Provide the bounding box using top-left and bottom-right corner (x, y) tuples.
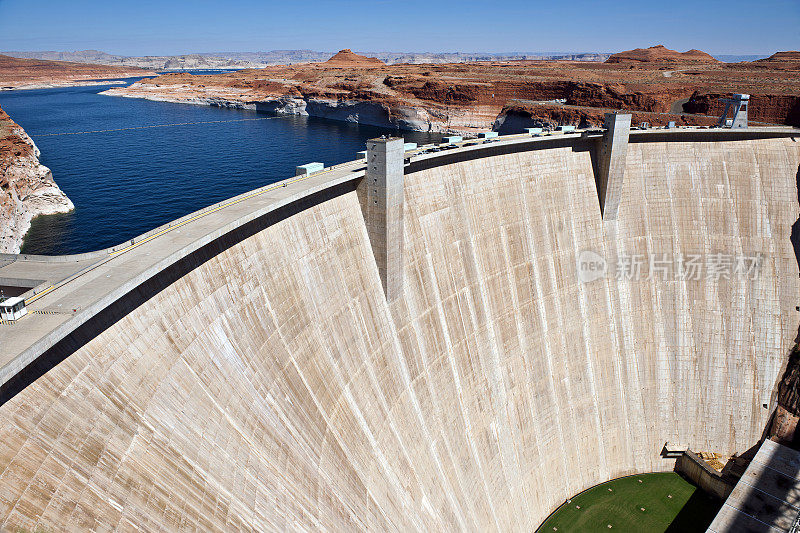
(0, 126), (798, 530)
(5, 125), (797, 389)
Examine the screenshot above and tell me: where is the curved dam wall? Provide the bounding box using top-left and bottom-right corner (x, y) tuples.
(0, 136), (798, 531)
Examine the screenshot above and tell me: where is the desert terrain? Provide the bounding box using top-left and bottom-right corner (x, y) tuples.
(1, 49), (610, 70)
(0, 55), (150, 90)
(102, 46), (800, 133)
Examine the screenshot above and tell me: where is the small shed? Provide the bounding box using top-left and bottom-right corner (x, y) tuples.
(296, 162), (325, 176)
(0, 297), (27, 321)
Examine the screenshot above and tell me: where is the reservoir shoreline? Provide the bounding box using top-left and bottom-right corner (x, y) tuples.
(0, 83), (440, 255)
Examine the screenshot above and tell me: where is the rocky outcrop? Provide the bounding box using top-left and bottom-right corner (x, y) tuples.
(606, 45), (719, 64)
(563, 82), (673, 112)
(761, 51), (800, 62)
(768, 338), (800, 448)
(107, 86), (438, 131)
(0, 105), (73, 253)
(684, 91), (800, 127)
(493, 101), (717, 132)
(752, 51), (800, 71)
(404, 80), (479, 104)
(271, 98), (430, 130)
(322, 49), (384, 67)
(100, 47), (800, 133)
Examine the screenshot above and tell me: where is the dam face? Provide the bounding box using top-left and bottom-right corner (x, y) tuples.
(0, 134), (799, 530)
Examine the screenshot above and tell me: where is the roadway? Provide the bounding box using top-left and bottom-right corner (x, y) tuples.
(0, 158), (368, 388)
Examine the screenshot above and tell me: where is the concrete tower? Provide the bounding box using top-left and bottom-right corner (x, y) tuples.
(718, 93), (749, 128)
(596, 113), (632, 220)
(358, 137), (405, 301)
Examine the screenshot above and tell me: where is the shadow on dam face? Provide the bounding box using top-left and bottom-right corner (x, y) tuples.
(790, 165), (800, 273)
(0, 136), (799, 530)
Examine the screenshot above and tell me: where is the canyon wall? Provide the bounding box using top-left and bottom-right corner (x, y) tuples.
(98, 47), (800, 133)
(0, 105), (73, 253)
(684, 91), (800, 127)
(102, 86), (459, 133)
(493, 102), (719, 132)
(0, 137), (798, 530)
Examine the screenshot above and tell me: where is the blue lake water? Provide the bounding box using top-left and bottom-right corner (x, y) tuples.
(0, 78), (440, 255)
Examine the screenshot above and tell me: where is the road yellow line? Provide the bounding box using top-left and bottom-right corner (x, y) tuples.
(108, 166), (342, 256)
(172, 134), (550, 240)
(27, 284), (58, 304)
(26, 165), (347, 304)
(25, 134), (551, 305)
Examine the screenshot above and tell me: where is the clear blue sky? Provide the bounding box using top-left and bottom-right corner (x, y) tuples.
(0, 0), (797, 56)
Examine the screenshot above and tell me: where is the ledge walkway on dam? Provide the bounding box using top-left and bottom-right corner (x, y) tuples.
(0, 122), (799, 531)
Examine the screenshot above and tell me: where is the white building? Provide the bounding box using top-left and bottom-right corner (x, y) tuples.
(0, 297), (27, 321)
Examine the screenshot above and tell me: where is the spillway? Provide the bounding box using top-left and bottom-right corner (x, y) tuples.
(0, 129), (798, 530)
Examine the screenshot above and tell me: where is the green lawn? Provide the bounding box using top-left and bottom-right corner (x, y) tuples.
(536, 472), (722, 533)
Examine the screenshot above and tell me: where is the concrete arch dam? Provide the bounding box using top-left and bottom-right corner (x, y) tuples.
(0, 127), (798, 531)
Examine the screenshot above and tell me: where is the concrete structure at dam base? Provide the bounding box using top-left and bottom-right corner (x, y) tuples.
(0, 124), (799, 530)
(707, 439), (800, 533)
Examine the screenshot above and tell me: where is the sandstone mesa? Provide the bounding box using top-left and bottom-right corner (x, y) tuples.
(604, 44), (719, 63)
(101, 47), (800, 133)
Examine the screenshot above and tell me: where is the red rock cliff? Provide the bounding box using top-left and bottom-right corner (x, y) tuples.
(0, 104), (73, 253)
